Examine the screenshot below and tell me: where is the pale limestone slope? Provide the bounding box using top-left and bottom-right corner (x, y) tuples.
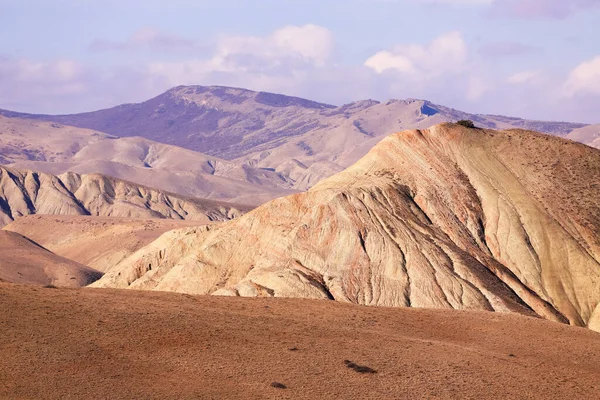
(0, 115), (113, 165)
(93, 124), (600, 330)
(0, 166), (247, 228)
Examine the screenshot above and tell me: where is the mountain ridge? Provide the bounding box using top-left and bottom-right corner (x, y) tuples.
(0, 85), (594, 201)
(0, 165), (248, 228)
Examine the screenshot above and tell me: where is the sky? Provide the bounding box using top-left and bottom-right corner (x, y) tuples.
(0, 0), (599, 123)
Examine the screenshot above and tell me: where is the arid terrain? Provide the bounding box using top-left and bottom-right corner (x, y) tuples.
(3, 215), (204, 272)
(1, 283), (599, 399)
(0, 115), (295, 205)
(2, 0), (600, 396)
(0, 94), (599, 398)
(0, 86), (592, 201)
(92, 123), (600, 332)
(0, 165), (248, 228)
(567, 123), (600, 149)
(0, 232), (101, 287)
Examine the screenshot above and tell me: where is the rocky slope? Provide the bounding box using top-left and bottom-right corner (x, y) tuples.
(0, 166), (247, 228)
(94, 124), (600, 331)
(0, 231), (102, 287)
(1, 86), (589, 192)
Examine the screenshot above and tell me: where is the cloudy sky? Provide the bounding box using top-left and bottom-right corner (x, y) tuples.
(1, 0), (599, 122)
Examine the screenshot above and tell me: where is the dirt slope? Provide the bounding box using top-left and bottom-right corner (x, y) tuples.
(0, 114), (113, 165)
(94, 123), (600, 331)
(0, 232), (102, 287)
(567, 123), (600, 149)
(0, 165), (247, 228)
(3, 215), (204, 272)
(0, 284), (599, 399)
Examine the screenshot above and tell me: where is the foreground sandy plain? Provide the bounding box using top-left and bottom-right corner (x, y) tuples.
(0, 283), (599, 399)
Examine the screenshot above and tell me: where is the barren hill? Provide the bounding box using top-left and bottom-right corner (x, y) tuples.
(3, 215), (204, 272)
(567, 124), (600, 149)
(1, 284), (599, 399)
(0, 232), (102, 287)
(0, 166), (247, 228)
(1, 86), (589, 192)
(93, 124), (600, 331)
(0, 114), (113, 165)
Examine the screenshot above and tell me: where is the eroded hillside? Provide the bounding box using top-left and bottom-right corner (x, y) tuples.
(0, 166), (247, 227)
(93, 123), (600, 331)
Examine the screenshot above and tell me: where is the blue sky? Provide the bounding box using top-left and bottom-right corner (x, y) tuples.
(1, 0), (599, 123)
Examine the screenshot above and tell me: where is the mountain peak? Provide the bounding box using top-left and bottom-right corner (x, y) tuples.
(163, 85), (335, 110)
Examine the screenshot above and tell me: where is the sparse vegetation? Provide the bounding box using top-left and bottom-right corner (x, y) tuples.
(270, 382), (287, 389)
(456, 119), (477, 129)
(43, 284), (58, 289)
(343, 360), (377, 374)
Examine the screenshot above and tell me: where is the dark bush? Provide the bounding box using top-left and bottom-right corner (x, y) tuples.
(456, 120), (477, 129)
(270, 382), (287, 389)
(343, 360), (377, 374)
(43, 284), (58, 289)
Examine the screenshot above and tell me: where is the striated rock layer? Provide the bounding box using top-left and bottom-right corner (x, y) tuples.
(94, 124), (600, 330)
(0, 166), (247, 228)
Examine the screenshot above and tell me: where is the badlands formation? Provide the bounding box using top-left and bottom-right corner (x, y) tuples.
(0, 165), (246, 228)
(94, 124), (600, 331)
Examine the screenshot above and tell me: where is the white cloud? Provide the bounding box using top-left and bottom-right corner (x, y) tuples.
(2, 24), (600, 124)
(0, 58), (90, 112)
(506, 69), (542, 84)
(146, 25), (334, 88)
(214, 24), (333, 66)
(564, 56), (600, 96)
(2, 59), (83, 83)
(467, 75), (492, 100)
(364, 31), (468, 78)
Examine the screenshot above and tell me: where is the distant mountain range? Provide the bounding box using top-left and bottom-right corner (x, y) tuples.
(1, 85), (598, 203)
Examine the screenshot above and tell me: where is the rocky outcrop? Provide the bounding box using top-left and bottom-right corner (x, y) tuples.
(93, 124), (600, 330)
(0, 166), (247, 227)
